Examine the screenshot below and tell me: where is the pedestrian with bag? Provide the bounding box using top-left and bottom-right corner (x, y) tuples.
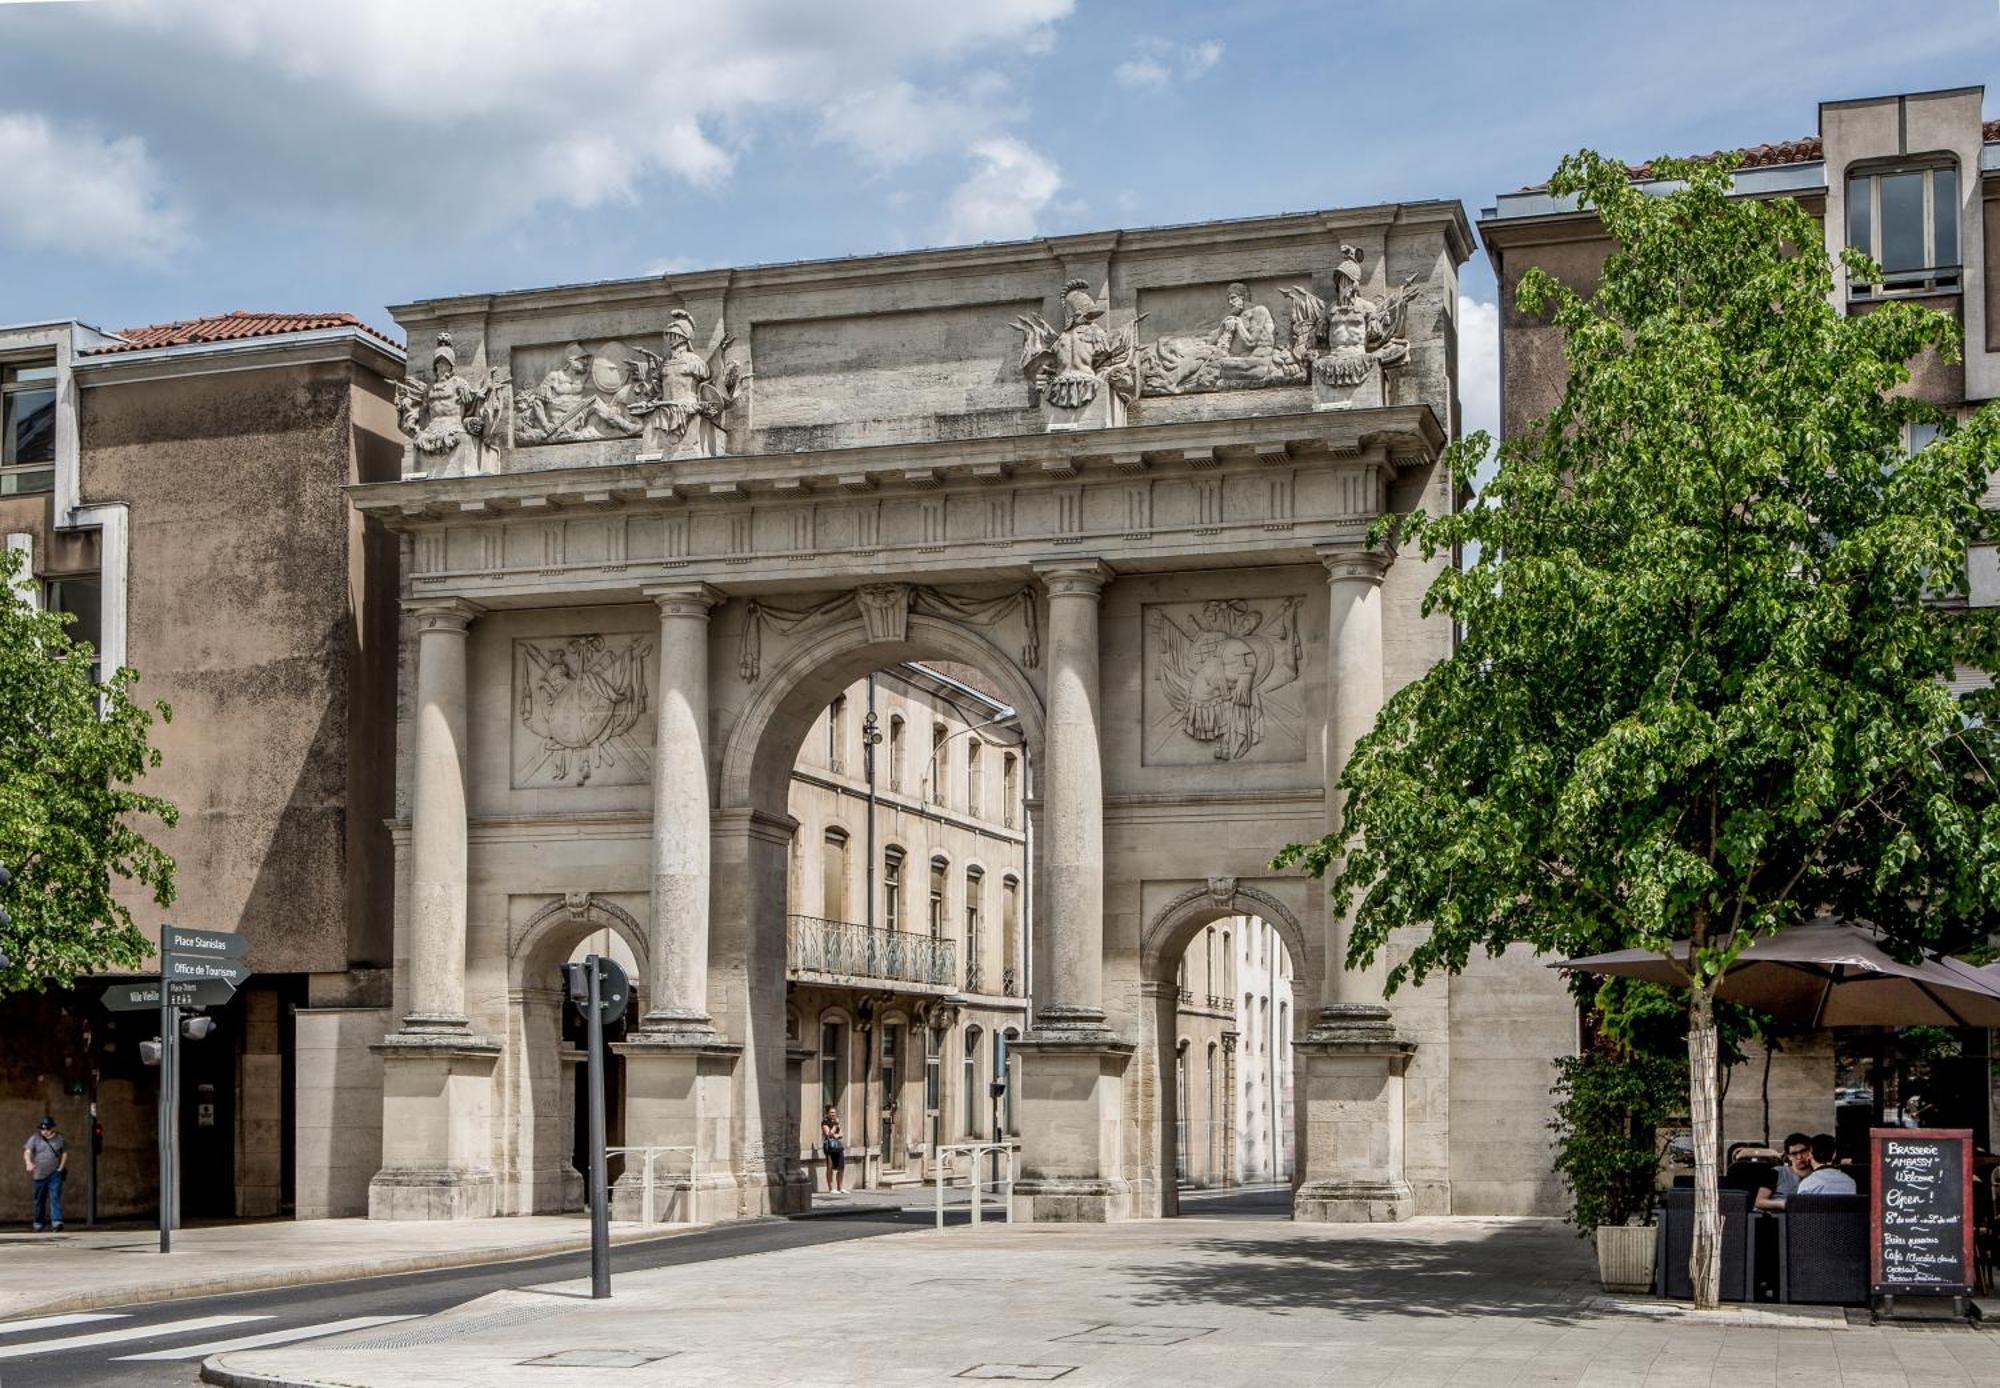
(24, 1116), (67, 1232)
(820, 1104), (847, 1195)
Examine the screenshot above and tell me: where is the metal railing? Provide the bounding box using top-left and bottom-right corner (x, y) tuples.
(1206, 994), (1232, 1013)
(1001, 967), (1019, 997)
(965, 960), (983, 994)
(933, 1141), (1019, 1229)
(787, 914), (957, 989)
(602, 1144), (699, 1225)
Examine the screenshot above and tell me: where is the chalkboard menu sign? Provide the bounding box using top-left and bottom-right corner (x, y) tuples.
(1870, 1127), (1974, 1297)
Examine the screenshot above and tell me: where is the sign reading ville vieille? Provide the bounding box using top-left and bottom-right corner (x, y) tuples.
(1870, 1127), (1974, 1297)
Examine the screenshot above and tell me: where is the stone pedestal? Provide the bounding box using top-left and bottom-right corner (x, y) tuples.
(1292, 1009), (1415, 1223)
(368, 1033), (502, 1220)
(612, 1035), (771, 1223)
(1010, 1035), (1135, 1222)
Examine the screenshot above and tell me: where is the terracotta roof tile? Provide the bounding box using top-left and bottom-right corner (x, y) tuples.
(85, 310), (401, 354)
(1522, 118), (2000, 192)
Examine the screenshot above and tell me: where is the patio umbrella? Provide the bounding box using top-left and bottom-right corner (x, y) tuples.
(1554, 918), (2000, 1028)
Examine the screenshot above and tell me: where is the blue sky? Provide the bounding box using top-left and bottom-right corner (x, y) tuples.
(2, 0), (1997, 440)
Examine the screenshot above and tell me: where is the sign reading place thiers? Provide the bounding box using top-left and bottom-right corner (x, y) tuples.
(1870, 1127), (1974, 1297)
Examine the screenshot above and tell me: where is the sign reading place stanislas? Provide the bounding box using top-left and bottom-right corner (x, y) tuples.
(1870, 1127), (1974, 1297)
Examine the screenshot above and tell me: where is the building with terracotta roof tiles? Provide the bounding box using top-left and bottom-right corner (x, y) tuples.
(1, 309), (406, 1220)
(1481, 87), (2000, 1169)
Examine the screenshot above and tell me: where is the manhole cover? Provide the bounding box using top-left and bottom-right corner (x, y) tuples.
(520, 1348), (680, 1368)
(1055, 1324), (1216, 1345)
(956, 1367), (1076, 1381)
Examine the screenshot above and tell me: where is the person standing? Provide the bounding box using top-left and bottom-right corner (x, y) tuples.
(820, 1104), (847, 1196)
(24, 1116), (67, 1232)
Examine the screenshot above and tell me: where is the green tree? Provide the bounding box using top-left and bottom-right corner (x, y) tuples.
(0, 546), (176, 991)
(1278, 151), (2000, 1306)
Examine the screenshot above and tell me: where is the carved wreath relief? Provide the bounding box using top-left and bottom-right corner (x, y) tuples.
(511, 635), (655, 788)
(1143, 597), (1306, 765)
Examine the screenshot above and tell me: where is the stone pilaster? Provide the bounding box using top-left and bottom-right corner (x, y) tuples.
(1294, 544), (1414, 1223)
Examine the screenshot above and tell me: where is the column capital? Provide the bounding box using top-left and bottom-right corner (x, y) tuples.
(1034, 559), (1112, 600)
(403, 596), (482, 633)
(1315, 544), (1395, 586)
(643, 582), (725, 618)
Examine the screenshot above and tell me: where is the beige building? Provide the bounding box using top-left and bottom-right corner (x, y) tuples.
(0, 311), (404, 1220)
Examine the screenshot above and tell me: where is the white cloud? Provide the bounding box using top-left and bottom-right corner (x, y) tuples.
(39, 0), (1076, 232)
(1458, 295), (1501, 485)
(941, 137), (1062, 245)
(817, 73), (1015, 171)
(0, 112), (191, 265)
(1113, 37), (1224, 90)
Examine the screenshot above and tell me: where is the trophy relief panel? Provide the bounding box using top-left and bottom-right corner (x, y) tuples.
(1142, 596), (1308, 767)
(511, 634), (656, 789)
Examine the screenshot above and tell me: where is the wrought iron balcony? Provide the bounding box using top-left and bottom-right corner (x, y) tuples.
(787, 914), (957, 992)
(965, 960), (984, 994)
(1001, 967), (1019, 997)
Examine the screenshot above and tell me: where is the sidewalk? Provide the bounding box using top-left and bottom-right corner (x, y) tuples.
(0, 1215), (704, 1320)
(204, 1217), (2000, 1388)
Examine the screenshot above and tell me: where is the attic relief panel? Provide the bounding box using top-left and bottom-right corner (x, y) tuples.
(1142, 597), (1308, 766)
(511, 635), (656, 788)
(508, 310), (743, 457)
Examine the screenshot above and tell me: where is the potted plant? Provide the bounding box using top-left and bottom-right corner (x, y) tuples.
(1550, 1046), (1685, 1293)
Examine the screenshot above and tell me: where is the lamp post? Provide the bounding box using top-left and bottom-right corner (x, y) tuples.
(861, 689), (883, 931)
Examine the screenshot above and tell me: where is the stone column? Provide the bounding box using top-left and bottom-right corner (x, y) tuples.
(639, 582), (724, 1036)
(371, 596), (500, 1220)
(405, 597), (479, 1031)
(1011, 560), (1133, 1223)
(1294, 544), (1415, 1223)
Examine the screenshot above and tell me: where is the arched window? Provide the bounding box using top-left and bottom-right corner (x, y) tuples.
(963, 1026), (982, 1138)
(1001, 752), (1019, 828)
(888, 714), (906, 792)
(883, 847), (905, 931)
(1204, 927), (1215, 999)
(930, 721), (949, 805)
(1177, 955), (1189, 1003)
(1175, 1040), (1191, 1182)
(1000, 877), (1021, 996)
(820, 1019), (845, 1122)
(1001, 1027), (1020, 1134)
(966, 740), (984, 819)
(1222, 931), (1233, 993)
(1206, 1041), (1219, 1182)
(928, 856), (948, 940)
(826, 695), (847, 774)
(821, 828), (849, 922)
(963, 867), (985, 992)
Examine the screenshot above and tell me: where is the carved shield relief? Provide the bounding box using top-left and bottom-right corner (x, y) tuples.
(1142, 597), (1308, 766)
(510, 634), (656, 788)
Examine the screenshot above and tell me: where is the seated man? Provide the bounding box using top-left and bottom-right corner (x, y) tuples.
(1795, 1133), (1857, 1196)
(1755, 1132), (1815, 1211)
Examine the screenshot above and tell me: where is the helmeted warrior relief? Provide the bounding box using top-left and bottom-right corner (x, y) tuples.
(1280, 245), (1418, 401)
(630, 309), (744, 459)
(1140, 282), (1309, 396)
(514, 341), (647, 444)
(513, 634), (654, 787)
(1011, 279), (1142, 425)
(395, 332), (510, 477)
(1146, 597), (1304, 761)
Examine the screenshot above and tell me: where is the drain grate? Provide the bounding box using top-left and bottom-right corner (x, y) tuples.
(332, 1305), (565, 1350)
(956, 1366), (1077, 1381)
(1054, 1324), (1216, 1346)
(520, 1348), (680, 1368)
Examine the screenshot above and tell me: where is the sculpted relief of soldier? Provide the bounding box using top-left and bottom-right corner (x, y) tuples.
(630, 309), (745, 458)
(513, 635), (654, 788)
(515, 341), (646, 444)
(1282, 244), (1418, 401)
(395, 332), (510, 478)
(1011, 278), (1143, 426)
(1140, 282), (1309, 396)
(1146, 597), (1305, 763)
(511, 310), (744, 456)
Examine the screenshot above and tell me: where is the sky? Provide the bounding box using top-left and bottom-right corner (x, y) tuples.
(2, 0), (1998, 444)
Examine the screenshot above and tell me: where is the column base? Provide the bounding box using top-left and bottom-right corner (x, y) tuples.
(612, 1032), (749, 1222)
(1010, 1033), (1135, 1224)
(1011, 1177), (1133, 1223)
(1293, 1012), (1415, 1226)
(368, 1032), (502, 1221)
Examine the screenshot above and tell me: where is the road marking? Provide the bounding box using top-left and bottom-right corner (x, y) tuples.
(0, 1314), (267, 1360)
(0, 1313), (126, 1337)
(115, 1314), (419, 1360)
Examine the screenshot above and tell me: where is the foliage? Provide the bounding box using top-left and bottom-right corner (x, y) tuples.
(1592, 977), (1761, 1069)
(1550, 1045), (1685, 1231)
(0, 546), (176, 992)
(1276, 147), (2000, 1303)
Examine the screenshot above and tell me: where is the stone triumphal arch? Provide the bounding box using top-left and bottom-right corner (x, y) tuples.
(356, 203), (1509, 1224)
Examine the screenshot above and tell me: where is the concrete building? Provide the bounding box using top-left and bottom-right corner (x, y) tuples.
(1235, 914), (1295, 1184)
(1480, 88), (2000, 1158)
(0, 311), (404, 1220)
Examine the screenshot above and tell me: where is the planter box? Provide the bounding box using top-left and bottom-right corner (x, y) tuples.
(1595, 1222), (1656, 1293)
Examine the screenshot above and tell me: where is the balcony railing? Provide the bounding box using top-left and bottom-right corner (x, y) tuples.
(787, 915), (957, 991)
(1001, 967), (1019, 997)
(1206, 994), (1232, 1013)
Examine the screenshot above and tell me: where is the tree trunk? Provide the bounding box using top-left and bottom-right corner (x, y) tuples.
(1688, 986), (1723, 1308)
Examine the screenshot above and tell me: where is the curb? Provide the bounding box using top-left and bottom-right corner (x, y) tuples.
(201, 1358), (326, 1388)
(6, 1221), (712, 1321)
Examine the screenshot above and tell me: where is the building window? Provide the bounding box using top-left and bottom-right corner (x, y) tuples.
(1, 361), (56, 496)
(1001, 1028), (1019, 1134)
(820, 1020), (845, 1120)
(963, 868), (984, 991)
(1222, 931), (1233, 994)
(883, 848), (904, 931)
(928, 856), (948, 940)
(888, 714), (906, 792)
(1001, 877), (1021, 996)
(1001, 752), (1019, 828)
(45, 577), (102, 685)
(1847, 163), (1959, 298)
(963, 1026), (982, 1138)
(826, 695), (847, 774)
(1175, 1041), (1190, 1182)
(1206, 1042), (1218, 1179)
(930, 722), (949, 805)
(966, 740), (983, 819)
(880, 1023), (901, 1160)
(821, 829), (849, 922)
(924, 1024), (942, 1151)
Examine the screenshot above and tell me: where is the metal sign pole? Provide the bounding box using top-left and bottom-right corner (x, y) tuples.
(586, 955), (611, 1299)
(158, 932), (174, 1254)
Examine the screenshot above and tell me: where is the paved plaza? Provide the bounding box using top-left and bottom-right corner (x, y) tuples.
(204, 1217), (2000, 1388)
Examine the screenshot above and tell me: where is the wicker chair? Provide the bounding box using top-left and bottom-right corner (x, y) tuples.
(1777, 1194), (1869, 1305)
(1653, 1187), (1755, 1301)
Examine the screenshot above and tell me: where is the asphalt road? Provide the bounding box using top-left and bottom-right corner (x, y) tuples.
(0, 1209), (929, 1388)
